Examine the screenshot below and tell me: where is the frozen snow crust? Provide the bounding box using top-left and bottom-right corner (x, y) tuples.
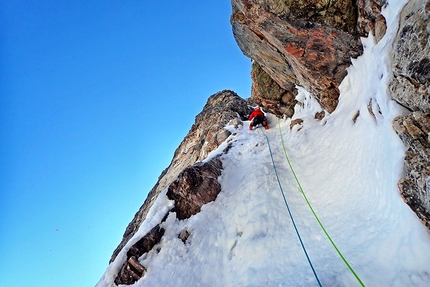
(97, 1), (430, 286)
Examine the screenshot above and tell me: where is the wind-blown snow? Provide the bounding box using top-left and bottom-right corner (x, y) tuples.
(97, 1), (430, 286)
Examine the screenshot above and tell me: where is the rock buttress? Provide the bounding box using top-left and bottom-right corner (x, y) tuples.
(231, 0), (363, 114)
(390, 0), (430, 230)
(110, 90), (251, 263)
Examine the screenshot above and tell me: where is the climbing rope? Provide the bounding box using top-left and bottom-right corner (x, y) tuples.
(277, 119), (365, 287)
(259, 128), (323, 287)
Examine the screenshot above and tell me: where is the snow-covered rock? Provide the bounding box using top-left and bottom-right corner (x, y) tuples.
(109, 90), (252, 263)
(97, 1), (430, 286)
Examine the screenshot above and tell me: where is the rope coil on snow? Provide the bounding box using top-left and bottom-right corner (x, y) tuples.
(277, 119), (365, 287)
(259, 128), (322, 287)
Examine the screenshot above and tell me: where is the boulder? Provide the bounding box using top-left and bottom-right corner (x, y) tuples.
(166, 158), (223, 220)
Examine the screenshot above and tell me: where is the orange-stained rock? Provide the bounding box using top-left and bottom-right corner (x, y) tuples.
(231, 0), (363, 113)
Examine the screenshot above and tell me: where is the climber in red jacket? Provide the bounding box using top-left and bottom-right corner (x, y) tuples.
(248, 107), (268, 130)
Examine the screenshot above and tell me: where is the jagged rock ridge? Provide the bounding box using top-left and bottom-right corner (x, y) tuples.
(110, 90), (252, 263)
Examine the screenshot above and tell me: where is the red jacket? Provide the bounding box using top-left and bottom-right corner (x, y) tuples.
(248, 108), (264, 120)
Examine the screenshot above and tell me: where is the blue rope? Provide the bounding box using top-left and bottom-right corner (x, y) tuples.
(259, 128), (322, 287)
(277, 120), (365, 286)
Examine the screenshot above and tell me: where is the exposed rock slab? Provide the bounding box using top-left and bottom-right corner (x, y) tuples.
(114, 256), (147, 286)
(237, 0), (359, 34)
(126, 224), (165, 259)
(231, 0), (363, 114)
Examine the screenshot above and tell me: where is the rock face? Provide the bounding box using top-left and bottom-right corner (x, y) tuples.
(251, 61), (297, 117)
(109, 90), (252, 263)
(390, 0), (430, 229)
(166, 158), (223, 220)
(231, 0), (364, 114)
(393, 113), (430, 229)
(357, 0), (388, 43)
(231, 0), (390, 116)
(114, 225), (164, 285)
(390, 0), (430, 113)
(114, 157), (224, 285)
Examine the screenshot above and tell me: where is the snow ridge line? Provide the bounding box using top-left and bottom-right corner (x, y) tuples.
(277, 119), (365, 287)
(259, 128), (322, 287)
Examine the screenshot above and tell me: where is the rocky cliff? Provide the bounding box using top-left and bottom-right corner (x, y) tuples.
(109, 90), (252, 265)
(390, 0), (430, 229)
(105, 0), (430, 285)
(231, 0), (430, 230)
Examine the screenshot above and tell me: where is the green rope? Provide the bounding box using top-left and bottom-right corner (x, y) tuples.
(277, 119), (365, 287)
(260, 128), (322, 286)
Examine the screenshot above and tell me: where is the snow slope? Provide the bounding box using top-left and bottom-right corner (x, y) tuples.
(97, 1), (430, 286)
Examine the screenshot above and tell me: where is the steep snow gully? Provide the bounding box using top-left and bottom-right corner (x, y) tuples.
(97, 1), (430, 286)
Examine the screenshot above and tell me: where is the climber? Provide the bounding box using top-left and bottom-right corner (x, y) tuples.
(248, 107), (268, 130)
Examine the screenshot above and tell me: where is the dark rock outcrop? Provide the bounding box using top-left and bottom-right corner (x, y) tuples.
(251, 61), (297, 117)
(393, 112), (430, 229)
(114, 256), (147, 286)
(390, 0), (430, 229)
(114, 225), (164, 285)
(113, 157), (224, 285)
(126, 225), (165, 260)
(110, 90), (251, 263)
(231, 0), (363, 114)
(357, 0), (388, 43)
(167, 158), (223, 220)
(389, 0), (430, 113)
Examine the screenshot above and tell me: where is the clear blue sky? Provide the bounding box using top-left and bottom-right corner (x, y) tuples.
(0, 1), (251, 286)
